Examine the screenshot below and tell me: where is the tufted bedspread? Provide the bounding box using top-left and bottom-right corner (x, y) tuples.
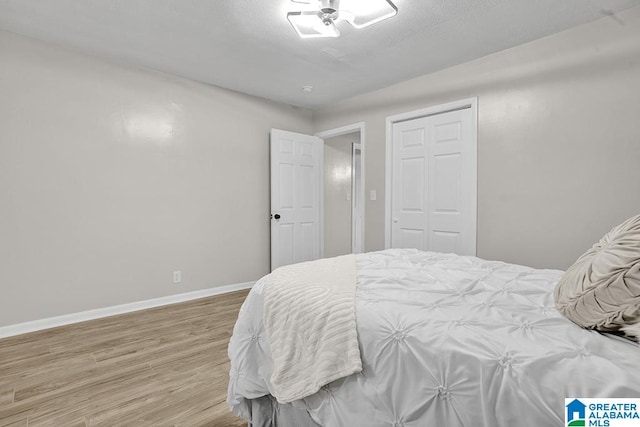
(228, 249), (640, 426)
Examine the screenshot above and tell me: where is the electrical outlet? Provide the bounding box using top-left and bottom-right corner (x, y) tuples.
(173, 271), (182, 284)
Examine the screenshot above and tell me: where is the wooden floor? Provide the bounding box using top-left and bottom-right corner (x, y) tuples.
(0, 290), (250, 427)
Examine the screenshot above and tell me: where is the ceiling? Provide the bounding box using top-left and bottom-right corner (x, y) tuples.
(0, 0), (637, 109)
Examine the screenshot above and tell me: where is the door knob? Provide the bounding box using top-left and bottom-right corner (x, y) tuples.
(274, 214), (281, 220)
(393, 217), (399, 223)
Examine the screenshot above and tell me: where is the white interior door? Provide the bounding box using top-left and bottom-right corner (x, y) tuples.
(427, 109), (476, 255)
(270, 129), (322, 270)
(391, 117), (429, 249)
(391, 108), (476, 255)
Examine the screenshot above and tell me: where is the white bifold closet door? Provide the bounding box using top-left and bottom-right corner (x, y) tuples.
(270, 129), (322, 271)
(391, 108), (476, 255)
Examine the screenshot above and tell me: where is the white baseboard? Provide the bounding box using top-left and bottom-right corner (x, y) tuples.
(0, 281), (254, 339)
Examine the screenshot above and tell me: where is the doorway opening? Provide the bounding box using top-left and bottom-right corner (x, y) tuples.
(316, 123), (365, 257)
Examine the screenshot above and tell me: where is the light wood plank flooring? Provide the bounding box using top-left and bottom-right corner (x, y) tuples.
(0, 290), (250, 426)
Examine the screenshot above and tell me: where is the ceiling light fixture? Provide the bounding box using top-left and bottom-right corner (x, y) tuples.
(287, 0), (398, 39)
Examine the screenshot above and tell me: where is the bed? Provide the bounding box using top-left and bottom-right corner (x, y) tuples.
(227, 249), (640, 427)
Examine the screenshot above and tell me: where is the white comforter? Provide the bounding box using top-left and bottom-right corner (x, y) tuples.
(228, 249), (640, 426)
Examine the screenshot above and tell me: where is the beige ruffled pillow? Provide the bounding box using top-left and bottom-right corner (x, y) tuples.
(554, 214), (640, 339)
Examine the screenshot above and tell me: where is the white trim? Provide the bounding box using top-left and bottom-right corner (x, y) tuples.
(315, 122), (365, 140)
(385, 97), (478, 249)
(0, 281), (254, 339)
(315, 122), (366, 254)
(351, 142), (363, 253)
(318, 137), (325, 258)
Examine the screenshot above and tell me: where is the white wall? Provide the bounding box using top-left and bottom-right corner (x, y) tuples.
(313, 6), (640, 269)
(324, 132), (358, 257)
(0, 31), (313, 327)
(4, 5), (640, 328)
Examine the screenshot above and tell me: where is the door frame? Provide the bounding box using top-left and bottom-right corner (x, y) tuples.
(351, 142), (363, 254)
(384, 97), (478, 249)
(315, 122), (366, 256)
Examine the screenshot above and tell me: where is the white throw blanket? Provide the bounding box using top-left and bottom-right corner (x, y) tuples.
(263, 254), (361, 403)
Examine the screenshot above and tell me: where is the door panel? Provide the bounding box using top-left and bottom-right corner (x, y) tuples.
(432, 153), (461, 212)
(432, 230), (459, 254)
(400, 228), (424, 249)
(270, 129), (322, 270)
(401, 157), (425, 211)
(391, 118), (428, 249)
(278, 223), (295, 266)
(427, 108), (475, 255)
